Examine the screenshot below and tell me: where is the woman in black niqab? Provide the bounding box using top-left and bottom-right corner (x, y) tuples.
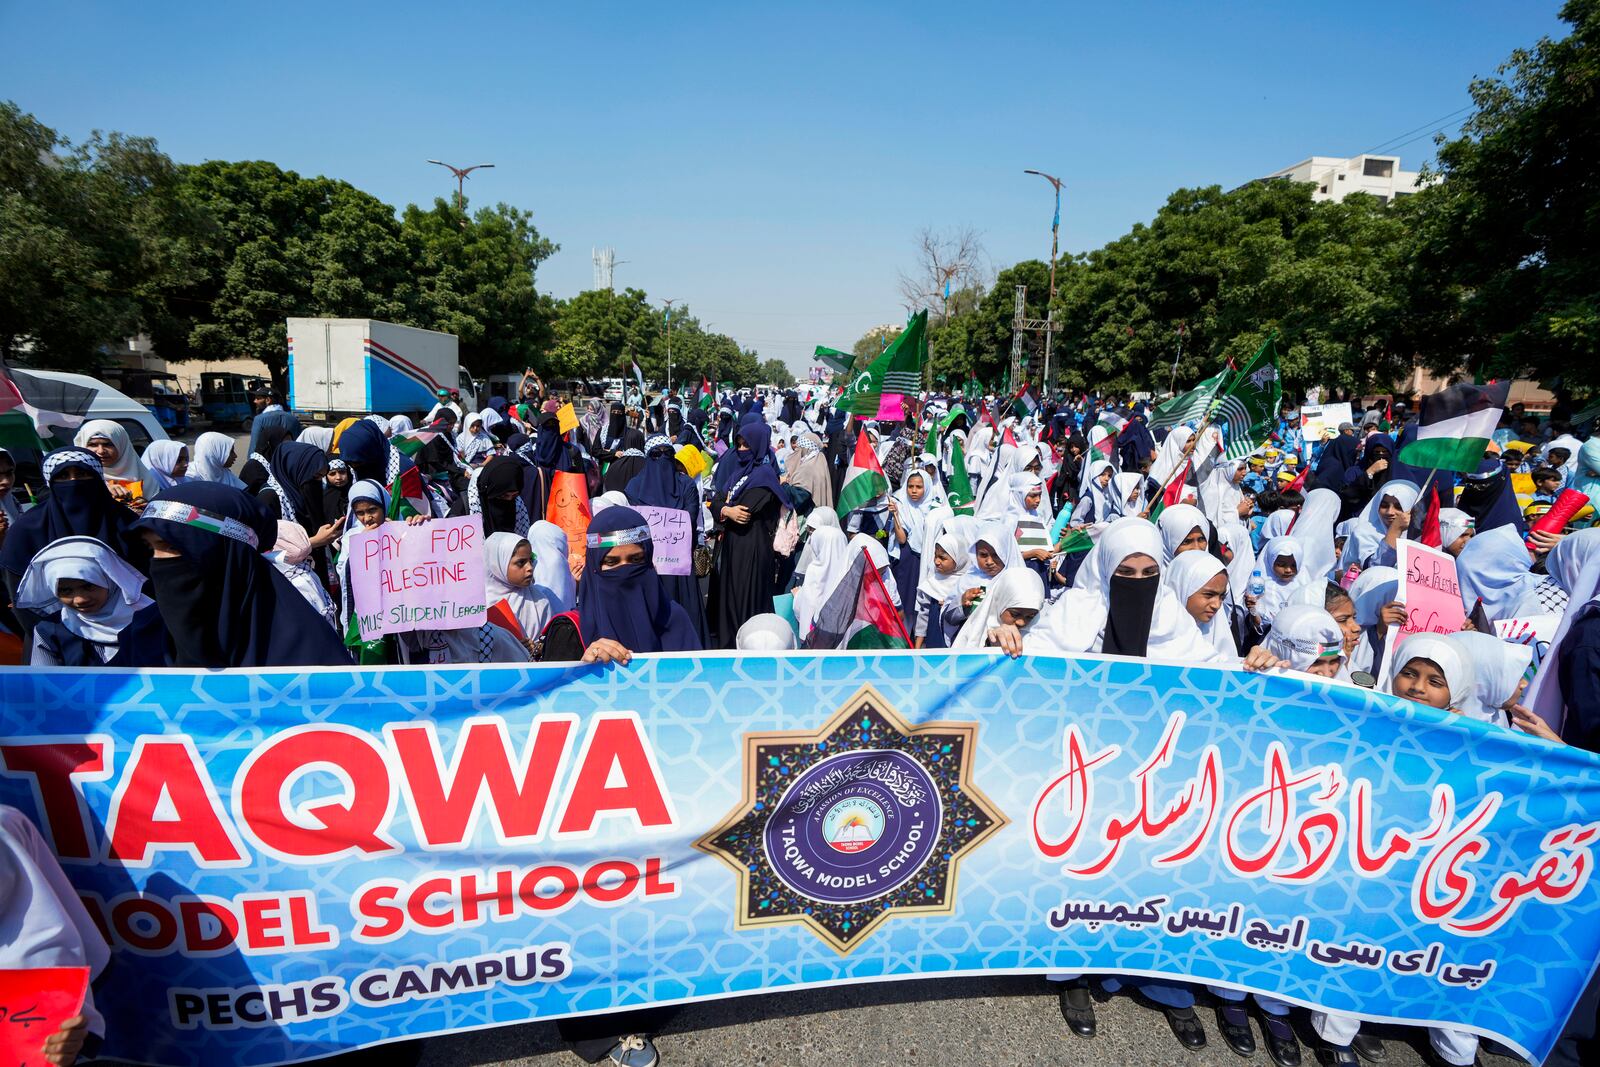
(707, 421), (788, 647)
(624, 436), (709, 645)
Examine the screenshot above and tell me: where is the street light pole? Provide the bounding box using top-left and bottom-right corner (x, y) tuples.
(1023, 169), (1063, 394)
(662, 299), (677, 404)
(426, 160), (496, 226)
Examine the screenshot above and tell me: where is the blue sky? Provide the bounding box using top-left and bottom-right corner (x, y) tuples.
(1, 1), (1568, 373)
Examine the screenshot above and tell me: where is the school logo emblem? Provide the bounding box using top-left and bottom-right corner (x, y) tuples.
(696, 684), (1007, 954)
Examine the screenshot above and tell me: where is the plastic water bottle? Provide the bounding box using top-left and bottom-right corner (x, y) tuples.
(1248, 569), (1266, 599)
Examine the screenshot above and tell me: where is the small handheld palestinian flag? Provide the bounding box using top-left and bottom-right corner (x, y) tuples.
(390, 428), (440, 458)
(697, 377), (715, 411)
(1397, 381), (1509, 474)
(1146, 459), (1191, 523)
(802, 551), (910, 650)
(837, 433), (890, 516)
(387, 465), (431, 520)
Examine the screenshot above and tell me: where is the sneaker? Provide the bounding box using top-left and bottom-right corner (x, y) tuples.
(605, 1035), (659, 1067)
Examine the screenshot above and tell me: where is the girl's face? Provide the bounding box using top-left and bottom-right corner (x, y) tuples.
(1113, 553), (1160, 579)
(1177, 527), (1206, 554)
(1096, 469), (1112, 488)
(56, 578), (110, 615)
(1505, 676), (1529, 708)
(353, 500), (385, 530)
(507, 542), (534, 587)
(85, 436), (119, 466)
(0, 457), (14, 497)
(906, 473), (925, 503)
(1445, 531), (1473, 556)
(933, 545), (958, 575)
(1395, 658), (1453, 710)
(170, 448), (191, 479)
(999, 605), (1039, 628)
(1328, 596), (1361, 655)
(1334, 535), (1347, 555)
(602, 544), (647, 570)
(1305, 658), (1342, 679)
(975, 543), (1003, 577)
(1025, 488), (1042, 511)
(1184, 573), (1228, 624)
(328, 468), (352, 488)
(1272, 555), (1298, 581)
(1377, 495), (1404, 525)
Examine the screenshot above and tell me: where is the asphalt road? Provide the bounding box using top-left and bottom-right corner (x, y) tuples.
(402, 977), (1527, 1067)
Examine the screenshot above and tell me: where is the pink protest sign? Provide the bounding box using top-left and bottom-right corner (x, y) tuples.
(1396, 539), (1465, 646)
(346, 516), (487, 638)
(635, 505), (693, 576)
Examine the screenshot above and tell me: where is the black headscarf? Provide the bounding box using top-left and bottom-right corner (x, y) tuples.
(269, 441), (329, 528)
(1456, 458), (1529, 535)
(1101, 574), (1158, 656)
(0, 448), (149, 576)
(475, 456), (527, 535)
(133, 482), (350, 668)
(574, 506), (700, 652)
(1314, 432), (1360, 489)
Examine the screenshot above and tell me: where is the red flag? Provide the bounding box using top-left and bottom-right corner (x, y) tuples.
(487, 599), (527, 642)
(1161, 459), (1191, 509)
(546, 469), (592, 580)
(1419, 481), (1442, 548)
(1002, 427), (1019, 448)
(1284, 464), (1309, 493)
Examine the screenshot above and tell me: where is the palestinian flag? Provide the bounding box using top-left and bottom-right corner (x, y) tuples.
(843, 310), (926, 416)
(487, 599), (527, 642)
(1209, 334), (1281, 460)
(947, 437), (974, 514)
(1397, 381), (1509, 474)
(387, 466), (431, 519)
(837, 432), (889, 516)
(813, 346), (855, 376)
(1090, 414), (1123, 458)
(0, 359), (95, 450)
(1146, 459), (1191, 523)
(390, 429), (441, 457)
(697, 377), (715, 411)
(1149, 371), (1226, 431)
(1012, 383), (1040, 419)
(802, 551), (910, 650)
(1056, 527), (1095, 555)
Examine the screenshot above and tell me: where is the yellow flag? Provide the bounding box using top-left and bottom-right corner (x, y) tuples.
(557, 402), (578, 434)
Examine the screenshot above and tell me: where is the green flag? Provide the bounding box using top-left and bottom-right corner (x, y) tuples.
(840, 310), (927, 417)
(813, 346), (855, 376)
(1149, 371), (1226, 431)
(1209, 335), (1282, 460)
(947, 435), (974, 514)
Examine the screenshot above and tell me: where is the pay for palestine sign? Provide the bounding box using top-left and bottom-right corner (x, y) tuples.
(346, 515), (486, 637)
(2, 652), (1600, 1066)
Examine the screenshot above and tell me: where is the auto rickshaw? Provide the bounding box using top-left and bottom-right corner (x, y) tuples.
(200, 372), (254, 428)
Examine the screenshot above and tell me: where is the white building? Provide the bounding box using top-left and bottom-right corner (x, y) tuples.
(1259, 154), (1424, 204)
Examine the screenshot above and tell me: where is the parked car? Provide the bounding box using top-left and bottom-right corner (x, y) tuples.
(3, 370), (170, 498)
(96, 368), (192, 434)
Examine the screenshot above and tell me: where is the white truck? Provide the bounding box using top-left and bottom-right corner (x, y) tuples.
(286, 318), (478, 423)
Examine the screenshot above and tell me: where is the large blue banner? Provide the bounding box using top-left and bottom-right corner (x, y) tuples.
(2, 652), (1599, 1065)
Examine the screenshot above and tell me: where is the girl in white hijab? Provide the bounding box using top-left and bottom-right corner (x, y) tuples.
(1338, 479), (1421, 571)
(852, 532), (901, 609)
(736, 613), (798, 650)
(1164, 549), (1239, 658)
(1292, 487), (1342, 582)
(1148, 424), (1195, 491)
(141, 440), (190, 492)
(913, 509), (967, 647)
(793, 506), (841, 579)
(526, 519), (577, 615)
(1155, 503), (1211, 562)
(1345, 566), (1400, 675)
(297, 426), (336, 453)
(73, 418), (156, 506)
(1108, 471), (1146, 519)
(1444, 631), (1533, 729)
(1390, 634), (1476, 715)
(1262, 603), (1345, 677)
(1078, 460), (1117, 525)
(484, 531), (554, 647)
(187, 431), (246, 489)
(953, 566), (1044, 647)
(1031, 518), (1218, 661)
(793, 526), (851, 641)
(891, 467), (938, 558)
(1219, 522), (1256, 611)
(1251, 534), (1309, 626)
(16, 535), (164, 667)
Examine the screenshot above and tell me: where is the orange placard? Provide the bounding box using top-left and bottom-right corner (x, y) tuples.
(557, 402), (579, 435)
(546, 469), (592, 580)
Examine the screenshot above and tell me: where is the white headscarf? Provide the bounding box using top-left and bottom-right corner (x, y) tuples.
(388, 415), (415, 435)
(1438, 508), (1475, 550)
(974, 516), (1024, 573)
(73, 419), (147, 484)
(1219, 522), (1256, 609)
(16, 536), (153, 648)
(1445, 631), (1531, 727)
(1456, 523), (1543, 623)
(915, 508), (966, 606)
(794, 526), (852, 640)
(1523, 528), (1600, 728)
(1263, 603), (1345, 673)
(188, 431), (245, 489)
(1163, 549), (1237, 657)
(1109, 471), (1146, 519)
(484, 531), (552, 642)
(298, 426), (335, 453)
(794, 506), (841, 577)
(1156, 504), (1210, 563)
(1391, 634), (1476, 712)
(1339, 480), (1421, 570)
(893, 467), (938, 554)
(852, 532), (900, 608)
(953, 566), (1044, 648)
(141, 440), (189, 492)
(1149, 424), (1195, 490)
(737, 613), (798, 650)
(526, 520), (577, 615)
(1034, 517), (1218, 661)
(1081, 459), (1116, 523)
(1261, 508), (1296, 541)
(1253, 534), (1309, 624)
(1293, 487), (1342, 582)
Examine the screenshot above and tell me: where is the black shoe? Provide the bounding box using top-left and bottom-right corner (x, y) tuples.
(1352, 1034), (1386, 1063)
(1314, 1046), (1358, 1067)
(1058, 983), (1096, 1039)
(1215, 1004), (1256, 1057)
(1259, 1014), (1302, 1067)
(1164, 1005), (1208, 1050)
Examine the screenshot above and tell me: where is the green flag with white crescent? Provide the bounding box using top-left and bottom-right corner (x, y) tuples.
(840, 310), (927, 417)
(1209, 335), (1282, 460)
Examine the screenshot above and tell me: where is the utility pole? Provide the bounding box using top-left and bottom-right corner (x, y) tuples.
(426, 160), (495, 227)
(1023, 169), (1063, 394)
(1009, 285), (1027, 389)
(662, 299), (676, 404)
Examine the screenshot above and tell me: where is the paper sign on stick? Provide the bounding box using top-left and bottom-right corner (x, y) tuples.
(635, 505), (692, 575)
(346, 516), (487, 638)
(1397, 539), (1466, 646)
(0, 966), (89, 1067)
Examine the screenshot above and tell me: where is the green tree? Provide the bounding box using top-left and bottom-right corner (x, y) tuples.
(401, 197), (557, 378)
(552, 288), (660, 376)
(1408, 0), (1600, 389)
(174, 160), (418, 391)
(0, 102), (204, 368)
(851, 324), (900, 370)
(757, 358), (794, 387)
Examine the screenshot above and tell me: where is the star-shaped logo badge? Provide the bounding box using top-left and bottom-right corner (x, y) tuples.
(696, 684), (1007, 954)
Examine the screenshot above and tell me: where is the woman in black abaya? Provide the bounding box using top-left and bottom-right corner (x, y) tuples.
(708, 420), (787, 647)
(624, 435), (709, 645)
